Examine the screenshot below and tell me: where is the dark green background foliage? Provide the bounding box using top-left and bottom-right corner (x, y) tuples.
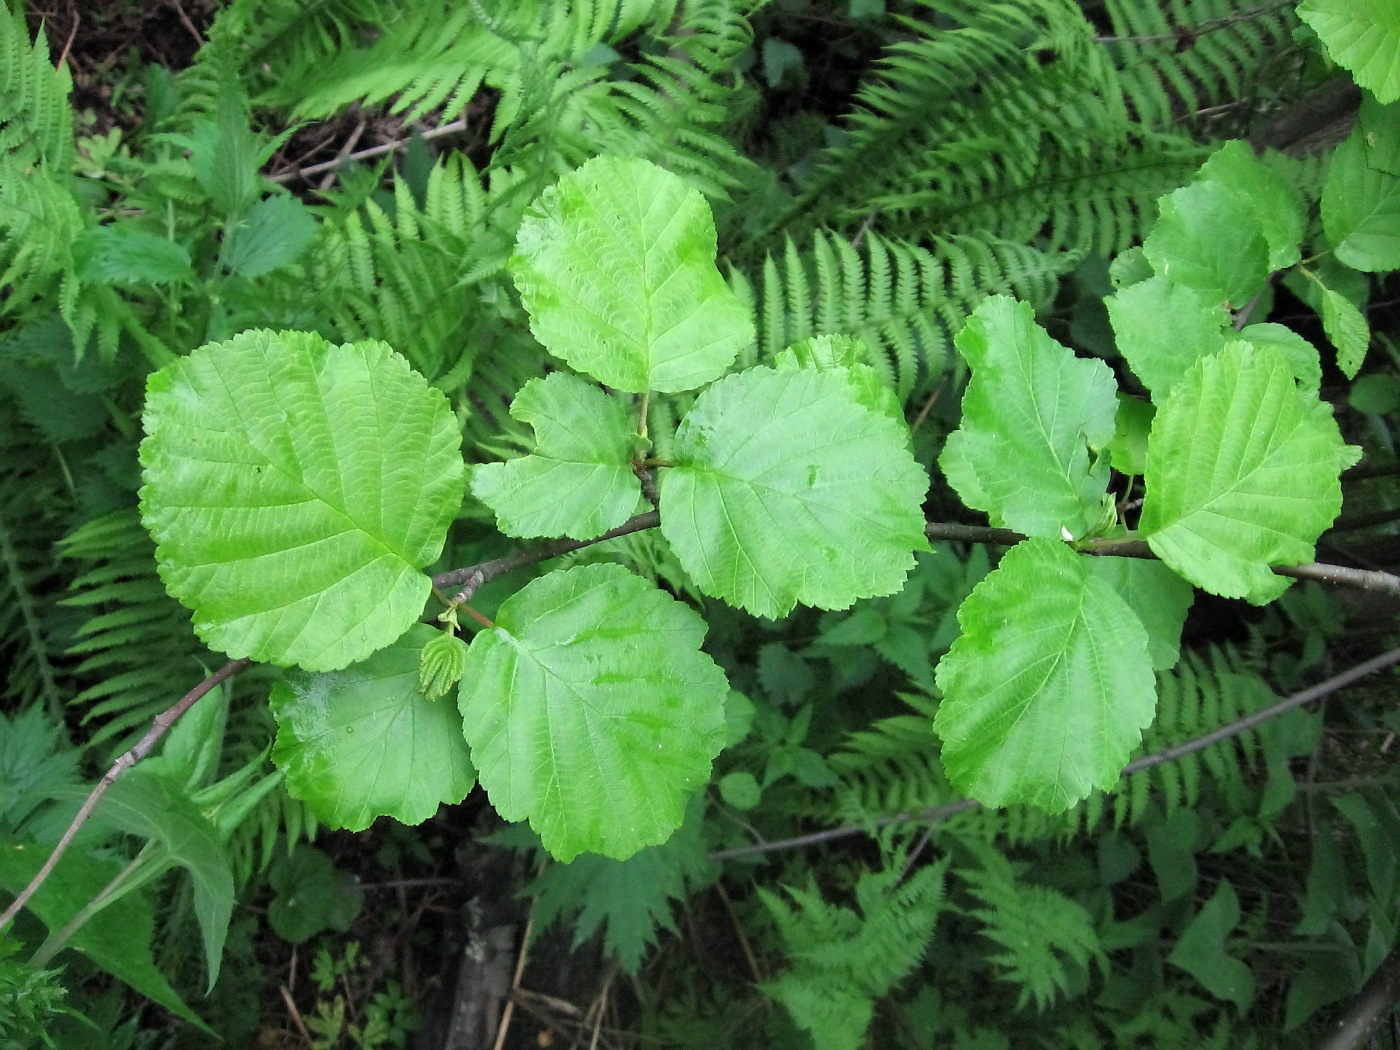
(2, 1), (1400, 1047)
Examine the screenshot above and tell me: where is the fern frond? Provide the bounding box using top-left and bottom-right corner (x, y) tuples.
(0, 4), (73, 167)
(748, 230), (1069, 399)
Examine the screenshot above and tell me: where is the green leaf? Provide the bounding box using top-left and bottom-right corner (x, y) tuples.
(1197, 141), (1305, 271)
(139, 329), (465, 671)
(221, 195), (318, 278)
(1350, 372), (1400, 415)
(940, 296), (1117, 539)
(266, 845), (364, 944)
(932, 539), (1157, 811)
(1139, 342), (1356, 604)
(1297, 0), (1400, 104)
(418, 629), (469, 700)
(1106, 276), (1228, 401)
(510, 156), (753, 393)
(1143, 181), (1269, 307)
(720, 771), (762, 810)
(774, 334), (903, 426)
(87, 769), (234, 993)
(1167, 880), (1255, 1012)
(1106, 394), (1154, 477)
(1360, 96), (1400, 176)
(142, 684), (227, 792)
(1085, 557), (1193, 672)
(459, 564), (729, 861)
(660, 365), (928, 618)
(73, 225), (194, 285)
(270, 624), (476, 831)
(1232, 323), (1322, 393)
(1321, 128), (1400, 272)
(0, 844), (209, 1031)
(1319, 288), (1371, 378)
(470, 372), (640, 540)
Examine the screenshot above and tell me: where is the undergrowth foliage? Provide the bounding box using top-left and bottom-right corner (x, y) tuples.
(2, 0), (1400, 1047)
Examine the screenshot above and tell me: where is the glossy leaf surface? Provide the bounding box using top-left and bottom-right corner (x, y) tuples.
(1322, 129), (1400, 273)
(1298, 0), (1400, 103)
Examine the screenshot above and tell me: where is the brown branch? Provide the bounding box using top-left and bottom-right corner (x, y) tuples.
(1316, 936), (1400, 1050)
(268, 118), (469, 186)
(710, 645), (1400, 861)
(0, 658), (250, 934)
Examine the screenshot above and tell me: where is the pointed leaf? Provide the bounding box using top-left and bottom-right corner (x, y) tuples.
(1298, 0), (1400, 104)
(1320, 288), (1371, 379)
(459, 564), (728, 861)
(270, 624), (476, 831)
(140, 329), (466, 671)
(1322, 128), (1400, 272)
(940, 296), (1117, 538)
(1085, 557), (1194, 671)
(1139, 342), (1356, 604)
(933, 539), (1157, 811)
(1167, 880), (1255, 1012)
(471, 372), (640, 540)
(222, 195), (318, 278)
(659, 365), (928, 619)
(510, 156), (753, 393)
(1107, 276), (1228, 401)
(74, 225), (195, 285)
(1144, 181), (1269, 307)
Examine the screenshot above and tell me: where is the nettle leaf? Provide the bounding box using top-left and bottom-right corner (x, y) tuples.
(74, 224), (195, 285)
(459, 563), (729, 861)
(1106, 276), (1228, 401)
(1322, 128), (1400, 273)
(471, 372), (640, 540)
(1085, 558), (1193, 672)
(940, 296), (1117, 539)
(222, 195), (318, 278)
(270, 624), (477, 831)
(933, 539), (1156, 811)
(1144, 180), (1269, 307)
(1139, 342), (1357, 605)
(510, 155), (753, 393)
(1297, 0), (1400, 104)
(659, 365), (928, 619)
(139, 329), (465, 671)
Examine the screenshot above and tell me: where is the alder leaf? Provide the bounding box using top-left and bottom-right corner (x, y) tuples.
(1196, 141), (1305, 271)
(1085, 557), (1193, 672)
(940, 296), (1118, 539)
(1143, 181), (1269, 307)
(1139, 343), (1357, 605)
(1321, 129), (1400, 273)
(139, 329), (465, 671)
(459, 564), (729, 861)
(774, 334), (904, 426)
(270, 624), (477, 831)
(659, 365), (928, 619)
(1106, 276), (1228, 401)
(932, 539), (1157, 811)
(471, 372), (640, 540)
(1319, 288), (1371, 379)
(1297, 0), (1400, 104)
(510, 155), (753, 393)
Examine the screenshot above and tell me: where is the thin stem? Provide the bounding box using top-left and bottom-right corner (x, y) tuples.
(268, 118), (469, 185)
(0, 658), (250, 935)
(710, 645), (1400, 861)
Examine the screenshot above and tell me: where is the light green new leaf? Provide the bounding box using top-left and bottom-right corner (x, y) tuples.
(1106, 276), (1228, 401)
(140, 329), (465, 671)
(1320, 288), (1371, 379)
(510, 156), (753, 393)
(933, 539), (1157, 812)
(1144, 181), (1269, 307)
(1085, 557), (1194, 671)
(471, 372), (640, 540)
(459, 564), (729, 861)
(774, 334), (903, 427)
(222, 195), (318, 278)
(660, 366), (928, 618)
(1139, 343), (1356, 604)
(1232, 323), (1322, 393)
(1322, 129), (1400, 273)
(1197, 141), (1305, 271)
(1298, 0), (1400, 104)
(270, 624), (476, 831)
(1168, 880), (1255, 1012)
(940, 296), (1117, 539)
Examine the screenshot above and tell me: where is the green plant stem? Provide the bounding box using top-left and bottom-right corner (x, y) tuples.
(710, 644), (1400, 861)
(0, 658), (250, 936)
(30, 846), (153, 967)
(0, 508), (64, 725)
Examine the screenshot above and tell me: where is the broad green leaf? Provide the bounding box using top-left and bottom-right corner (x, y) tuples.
(471, 372), (640, 540)
(266, 845), (364, 944)
(270, 624), (476, 831)
(1322, 129), (1400, 272)
(1085, 557), (1193, 671)
(510, 156), (753, 393)
(1297, 0), (1400, 104)
(1197, 141), (1305, 271)
(86, 769), (234, 993)
(659, 365), (928, 618)
(221, 195), (318, 278)
(774, 334), (903, 426)
(1106, 276), (1228, 401)
(1231, 323), (1321, 393)
(1319, 288), (1371, 379)
(140, 329), (465, 671)
(1106, 394), (1154, 477)
(459, 563), (729, 861)
(0, 843), (209, 1031)
(1139, 343), (1357, 604)
(73, 225), (194, 285)
(1360, 97), (1400, 176)
(940, 296), (1117, 539)
(933, 539), (1157, 811)
(1167, 880), (1255, 1012)
(1143, 181), (1269, 307)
